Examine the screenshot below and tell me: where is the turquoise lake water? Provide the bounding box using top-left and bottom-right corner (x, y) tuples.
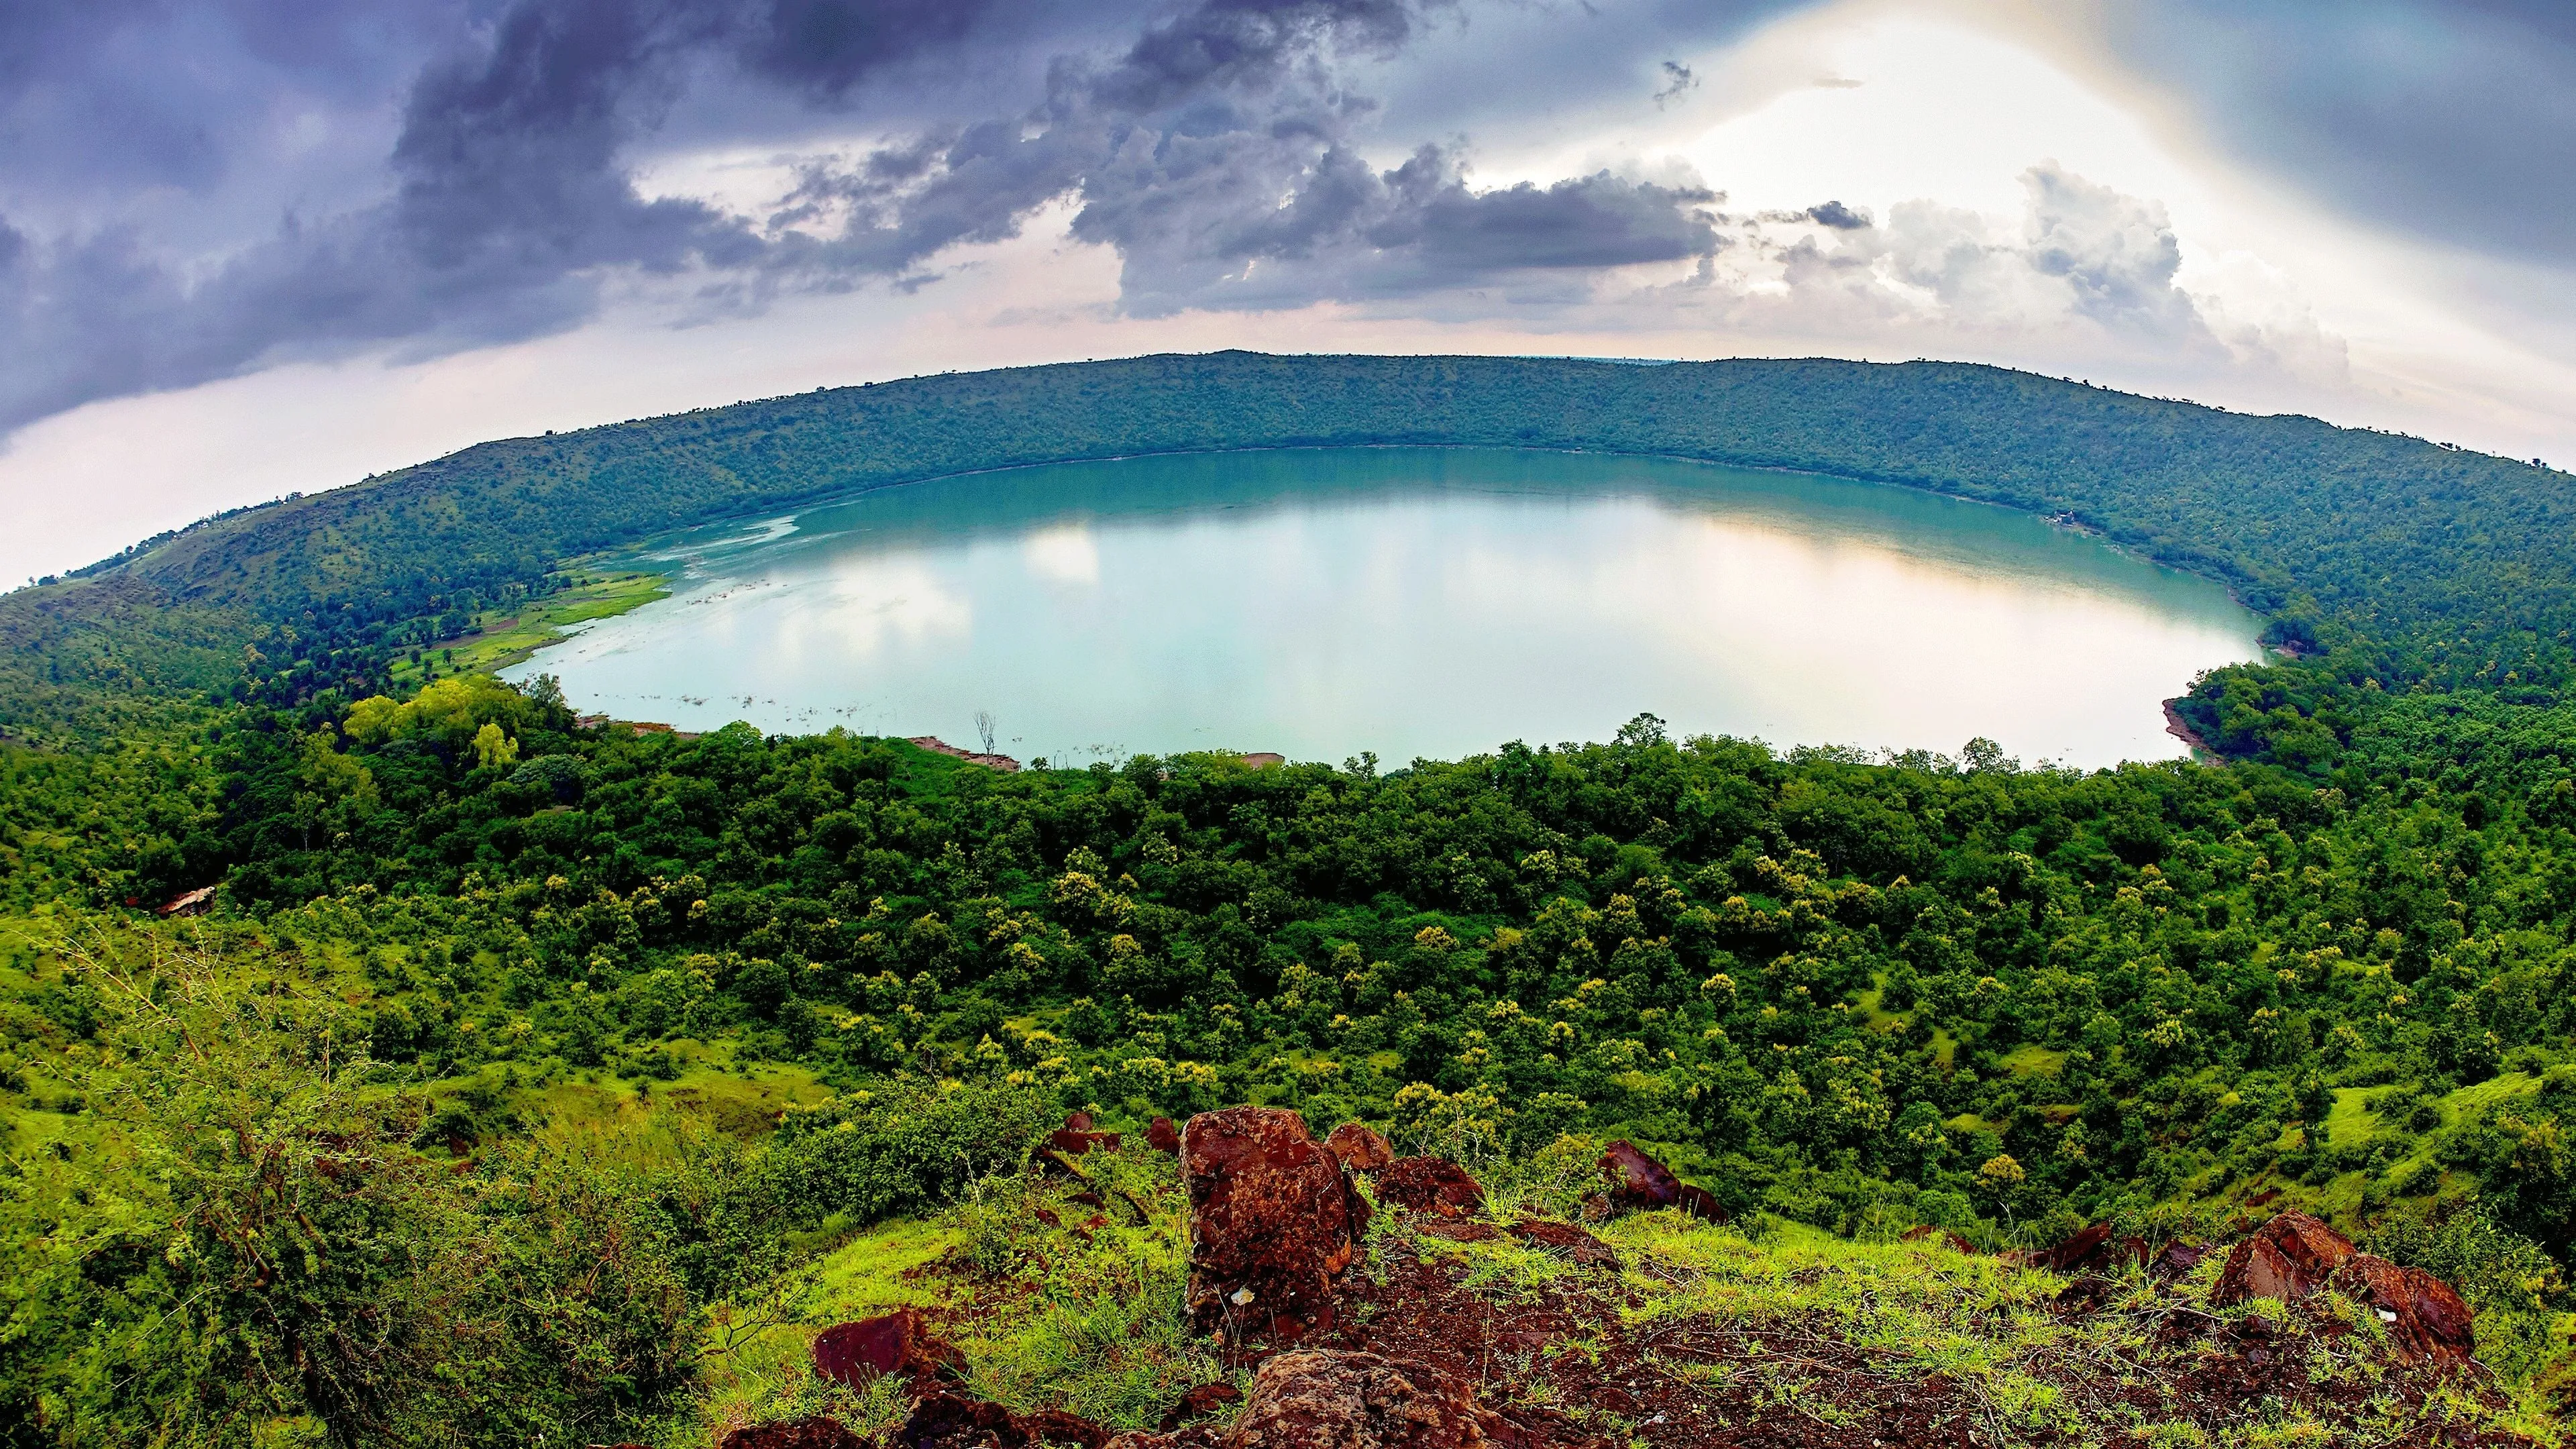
(504, 447), (2261, 769)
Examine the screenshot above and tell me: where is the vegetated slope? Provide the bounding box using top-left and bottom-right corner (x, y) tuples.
(10, 939), (2557, 1449)
(7, 352), (2573, 755)
(58, 690), (2567, 1383)
(716, 1134), (2544, 1448)
(9, 352), (2576, 1445)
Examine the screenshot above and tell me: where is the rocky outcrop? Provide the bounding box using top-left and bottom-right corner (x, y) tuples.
(2212, 1212), (2357, 1306)
(2334, 1253), (2477, 1366)
(1182, 1107), (1365, 1343)
(1159, 1381), (1245, 1430)
(1324, 1122), (1395, 1174)
(1148, 1116), (1182, 1154)
(2010, 1223), (2157, 1275)
(1226, 1350), (1497, 1448)
(1507, 1218), (1621, 1271)
(811, 1308), (964, 1388)
(892, 1389), (1108, 1448)
(2210, 1212), (2474, 1368)
(1374, 1157), (1485, 1218)
(1596, 1141), (1726, 1222)
(1900, 1224), (1977, 1254)
(2152, 1241), (2207, 1279)
(1050, 1111), (1124, 1158)
(718, 1418), (866, 1449)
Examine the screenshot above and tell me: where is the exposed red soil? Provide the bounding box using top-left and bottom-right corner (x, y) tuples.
(909, 735), (1022, 772)
(1313, 1223), (2530, 1448)
(820, 1142), (2523, 1449)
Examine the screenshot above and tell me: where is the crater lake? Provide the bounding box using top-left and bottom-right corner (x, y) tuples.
(503, 447), (2261, 768)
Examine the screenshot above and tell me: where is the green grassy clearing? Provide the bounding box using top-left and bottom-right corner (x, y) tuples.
(396, 566), (673, 684)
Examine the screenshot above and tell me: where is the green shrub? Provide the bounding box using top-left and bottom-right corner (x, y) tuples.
(759, 1077), (1059, 1228)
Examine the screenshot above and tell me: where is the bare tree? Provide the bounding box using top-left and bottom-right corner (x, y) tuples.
(973, 709), (997, 757)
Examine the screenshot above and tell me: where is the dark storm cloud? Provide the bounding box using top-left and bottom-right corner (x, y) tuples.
(1070, 140), (1719, 312)
(0, 0), (1747, 433)
(0, 0), (1028, 433)
(7, 0), (2572, 440)
(784, 0), (1721, 310)
(743, 0), (1002, 102)
(1097, 0), (1417, 112)
(1653, 60), (1699, 107)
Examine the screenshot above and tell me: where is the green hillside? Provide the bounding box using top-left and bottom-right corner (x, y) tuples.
(8, 352), (2575, 760)
(5, 353), (2576, 1445)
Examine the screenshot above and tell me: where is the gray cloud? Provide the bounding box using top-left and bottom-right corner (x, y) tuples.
(1664, 162), (2355, 400)
(2100, 1), (2576, 269)
(2019, 166), (2200, 340)
(0, 0), (1029, 433)
(1075, 142), (1721, 311)
(764, 0), (1720, 311)
(1, 0), (2566, 442)
(1, 0), (1750, 435)
(1654, 59), (1699, 107)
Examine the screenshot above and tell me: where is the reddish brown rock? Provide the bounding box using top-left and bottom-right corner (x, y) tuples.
(2054, 1273), (2127, 1313)
(1160, 1381), (1246, 1430)
(2014, 1223), (2116, 1273)
(1050, 1110), (1124, 1158)
(1597, 1141), (1727, 1222)
(1901, 1224), (1978, 1254)
(812, 1308), (964, 1387)
(1324, 1122), (1396, 1173)
(1226, 1350), (1496, 1448)
(2151, 1240), (2207, 1279)
(1181, 1107), (1364, 1342)
(892, 1389), (1109, 1448)
(2212, 1212), (2356, 1307)
(1374, 1157), (1485, 1218)
(720, 1418), (865, 1449)
(1507, 1217), (1622, 1271)
(1672, 1182), (1728, 1222)
(2334, 1253), (2477, 1366)
(1020, 1409), (1115, 1448)
(1415, 1219), (1501, 1244)
(1148, 1116), (1183, 1154)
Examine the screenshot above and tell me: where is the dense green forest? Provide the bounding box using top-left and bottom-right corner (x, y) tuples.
(6, 353), (2576, 1444)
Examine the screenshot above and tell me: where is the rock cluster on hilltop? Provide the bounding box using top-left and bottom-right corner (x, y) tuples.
(2212, 1211), (2475, 1367)
(727, 1108), (2502, 1449)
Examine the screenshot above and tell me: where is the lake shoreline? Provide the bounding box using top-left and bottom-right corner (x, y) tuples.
(508, 447), (2261, 771)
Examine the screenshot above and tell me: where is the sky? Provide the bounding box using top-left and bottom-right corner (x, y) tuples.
(5, 0), (2574, 588)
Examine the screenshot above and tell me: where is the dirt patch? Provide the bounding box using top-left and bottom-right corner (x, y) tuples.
(2162, 700), (2215, 757)
(1314, 1228), (2532, 1448)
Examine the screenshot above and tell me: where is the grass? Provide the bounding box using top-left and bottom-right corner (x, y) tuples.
(658, 1140), (1228, 1447)
(1998, 1044), (2068, 1078)
(393, 566), (672, 684)
(2321, 1087), (2379, 1149)
(644, 1157), (2567, 1449)
(1609, 1217), (2098, 1441)
(525, 1054), (833, 1136)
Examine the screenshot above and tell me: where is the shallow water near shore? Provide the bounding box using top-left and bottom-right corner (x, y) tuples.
(504, 447), (2260, 769)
